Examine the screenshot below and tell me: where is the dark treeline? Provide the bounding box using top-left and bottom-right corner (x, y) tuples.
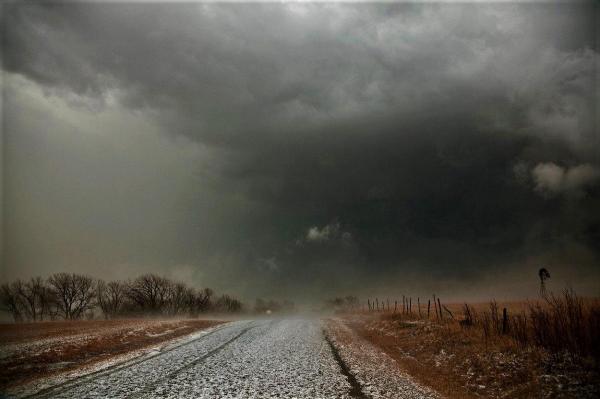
(0, 273), (243, 322)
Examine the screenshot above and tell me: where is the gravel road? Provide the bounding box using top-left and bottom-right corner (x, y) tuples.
(13, 319), (438, 399)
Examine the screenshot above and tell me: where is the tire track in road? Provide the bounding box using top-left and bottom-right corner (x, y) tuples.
(147, 318), (350, 398)
(16, 319), (408, 399)
(323, 329), (370, 399)
(124, 324), (257, 399)
(22, 322), (246, 399)
(325, 319), (440, 399)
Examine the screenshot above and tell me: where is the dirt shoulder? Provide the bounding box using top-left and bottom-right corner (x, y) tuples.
(0, 318), (224, 390)
(325, 318), (440, 399)
(338, 313), (599, 399)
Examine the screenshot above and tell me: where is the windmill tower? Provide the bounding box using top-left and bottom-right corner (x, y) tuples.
(538, 268), (550, 297)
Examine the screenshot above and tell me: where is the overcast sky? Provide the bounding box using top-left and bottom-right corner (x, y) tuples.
(2, 1), (599, 302)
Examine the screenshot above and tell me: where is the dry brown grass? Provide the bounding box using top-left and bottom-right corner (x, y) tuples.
(0, 318), (224, 390)
(349, 316), (537, 398)
(342, 292), (600, 398)
(443, 300), (536, 314)
(453, 292), (600, 361)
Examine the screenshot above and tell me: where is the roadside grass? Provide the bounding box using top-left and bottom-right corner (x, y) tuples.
(343, 290), (600, 398)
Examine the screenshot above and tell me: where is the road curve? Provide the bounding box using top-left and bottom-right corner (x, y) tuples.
(16, 319), (437, 399)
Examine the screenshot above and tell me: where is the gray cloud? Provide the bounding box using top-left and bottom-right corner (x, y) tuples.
(304, 223), (350, 243)
(532, 162), (600, 197)
(3, 2), (599, 300)
(4, 3), (597, 148)
(306, 225), (336, 243)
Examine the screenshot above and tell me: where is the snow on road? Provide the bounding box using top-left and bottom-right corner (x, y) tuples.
(11, 319), (439, 399)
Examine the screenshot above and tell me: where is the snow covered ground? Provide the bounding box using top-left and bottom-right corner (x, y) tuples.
(6, 319), (439, 399)
(324, 319), (440, 399)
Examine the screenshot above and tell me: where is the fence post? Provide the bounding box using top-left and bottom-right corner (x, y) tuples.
(394, 300), (397, 313)
(502, 307), (508, 334)
(427, 300), (431, 318)
(376, 298), (379, 312)
(437, 297), (443, 322)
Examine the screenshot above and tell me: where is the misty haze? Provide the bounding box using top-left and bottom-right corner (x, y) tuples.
(1, 1), (599, 398)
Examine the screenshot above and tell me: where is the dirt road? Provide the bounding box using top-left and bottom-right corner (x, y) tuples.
(11, 319), (437, 399)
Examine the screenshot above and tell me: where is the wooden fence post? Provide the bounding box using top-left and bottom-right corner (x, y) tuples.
(427, 300), (431, 318)
(394, 300), (397, 313)
(502, 308), (508, 334)
(437, 297), (443, 322)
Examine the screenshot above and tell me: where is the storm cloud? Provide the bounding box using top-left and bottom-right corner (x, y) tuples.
(2, 2), (599, 301)
(531, 163), (600, 197)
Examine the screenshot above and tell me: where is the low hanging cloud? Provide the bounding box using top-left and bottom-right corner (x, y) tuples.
(532, 163), (600, 197)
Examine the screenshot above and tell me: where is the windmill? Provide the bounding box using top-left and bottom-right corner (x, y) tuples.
(538, 268), (550, 297)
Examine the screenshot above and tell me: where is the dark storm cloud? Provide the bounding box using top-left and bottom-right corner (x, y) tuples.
(3, 2), (599, 299)
(6, 3), (596, 146)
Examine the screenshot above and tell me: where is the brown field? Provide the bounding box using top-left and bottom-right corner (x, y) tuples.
(0, 318), (224, 390)
(339, 293), (600, 398)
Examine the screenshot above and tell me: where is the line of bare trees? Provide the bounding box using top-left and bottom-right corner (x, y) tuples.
(0, 273), (244, 322)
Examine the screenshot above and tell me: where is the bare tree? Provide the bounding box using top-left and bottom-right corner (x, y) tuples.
(215, 294), (242, 313)
(126, 274), (172, 315)
(1, 279), (55, 321)
(2, 273), (239, 320)
(16, 277), (50, 321)
(0, 283), (23, 322)
(97, 280), (126, 319)
(39, 284), (58, 320)
(195, 288), (214, 313)
(13, 280), (35, 321)
(48, 273), (96, 319)
(166, 282), (195, 316)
